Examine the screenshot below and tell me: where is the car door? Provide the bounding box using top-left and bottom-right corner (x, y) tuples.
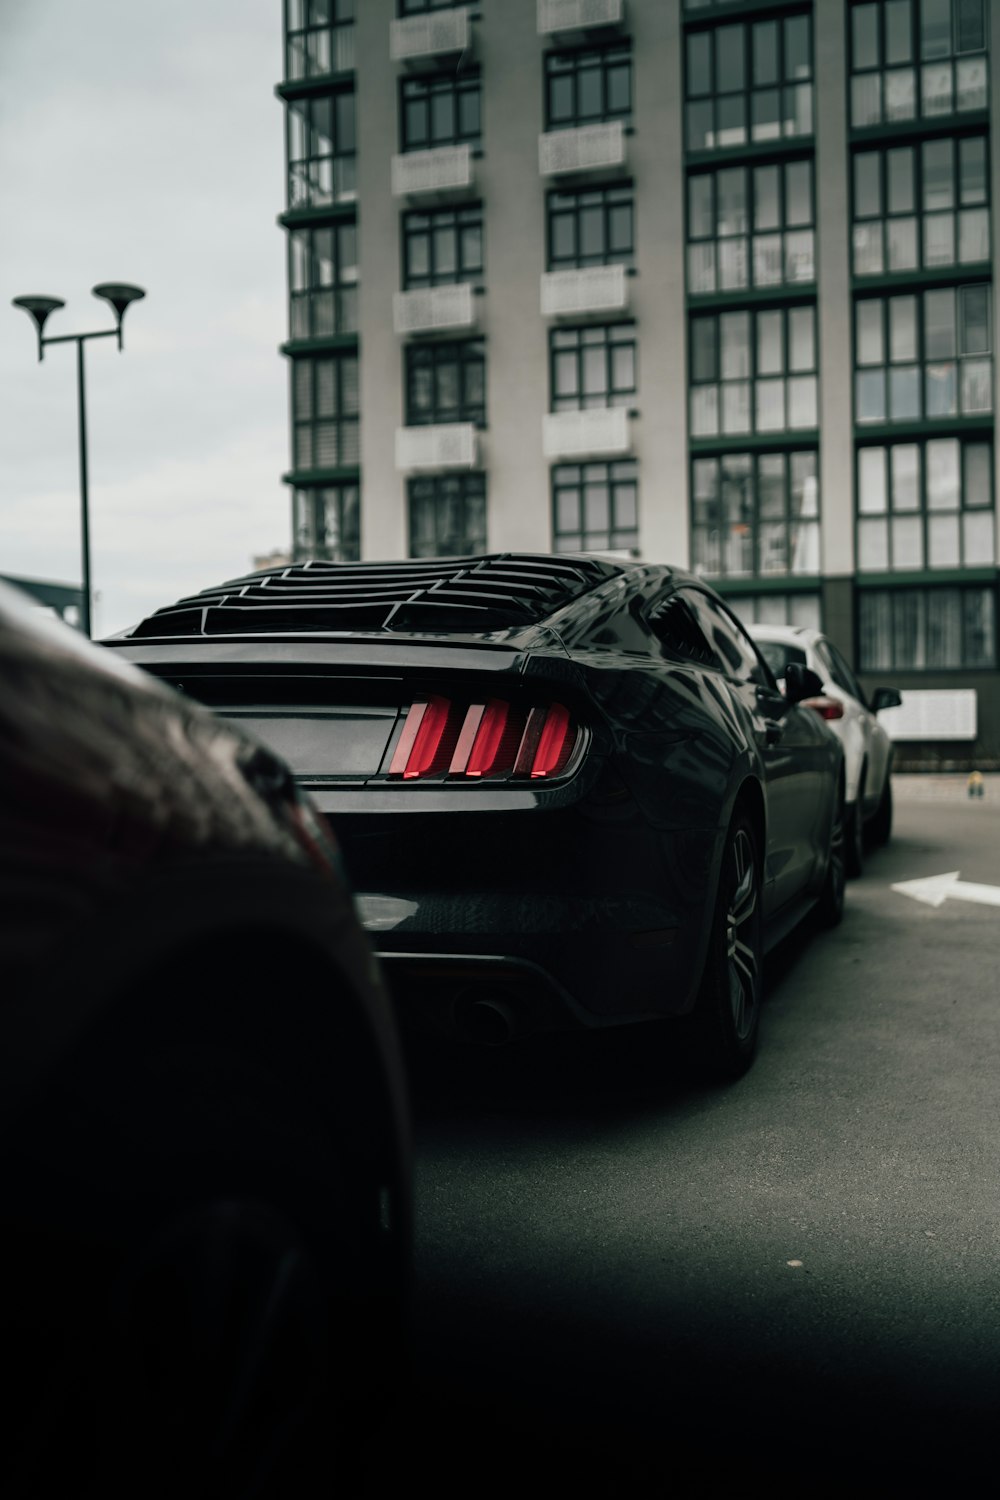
(685, 592), (826, 916)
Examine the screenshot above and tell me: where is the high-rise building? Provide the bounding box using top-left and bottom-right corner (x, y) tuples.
(276, 0), (1000, 761)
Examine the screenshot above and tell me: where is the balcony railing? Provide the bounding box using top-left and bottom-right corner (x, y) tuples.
(391, 7), (472, 63)
(539, 120), (626, 177)
(392, 143), (475, 198)
(396, 423), (479, 471)
(393, 284), (477, 336)
(541, 264), (628, 318)
(537, 0), (625, 36)
(542, 407), (631, 460)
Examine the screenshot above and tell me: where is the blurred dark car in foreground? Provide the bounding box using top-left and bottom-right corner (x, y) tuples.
(0, 581), (411, 1499)
(107, 553), (846, 1082)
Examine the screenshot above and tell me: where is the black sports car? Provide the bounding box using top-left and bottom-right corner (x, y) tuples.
(107, 552), (845, 1079)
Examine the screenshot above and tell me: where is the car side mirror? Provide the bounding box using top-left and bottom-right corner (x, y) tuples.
(870, 687), (902, 714)
(784, 662), (825, 704)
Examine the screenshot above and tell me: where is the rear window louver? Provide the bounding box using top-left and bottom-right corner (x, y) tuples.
(128, 554), (622, 640)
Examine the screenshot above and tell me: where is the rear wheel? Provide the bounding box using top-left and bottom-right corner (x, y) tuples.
(869, 775), (893, 848)
(689, 814), (763, 1081)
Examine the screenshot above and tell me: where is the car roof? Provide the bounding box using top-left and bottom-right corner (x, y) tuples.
(114, 552), (670, 644)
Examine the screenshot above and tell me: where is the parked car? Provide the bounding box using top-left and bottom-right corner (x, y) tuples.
(748, 623), (901, 877)
(106, 553), (846, 1083)
(0, 580), (411, 1499)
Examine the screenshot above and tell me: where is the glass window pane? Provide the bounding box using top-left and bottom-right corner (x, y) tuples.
(718, 168), (747, 234)
(720, 237), (749, 288)
(579, 203), (603, 258)
(753, 20), (779, 86)
(924, 213), (956, 266)
(716, 25), (745, 92)
(923, 139), (954, 210)
(859, 446), (887, 512)
(855, 221), (884, 275)
(855, 152), (881, 217)
(691, 317), (717, 382)
(859, 518), (890, 569)
(857, 369), (887, 422)
(927, 438), (960, 509)
(757, 310), (783, 374)
(785, 229), (815, 283)
(716, 93), (747, 147)
(756, 378), (785, 430)
(852, 73), (882, 127)
(890, 366), (921, 419)
(853, 4), (880, 69)
(784, 15), (811, 80)
(787, 375), (817, 428)
(924, 289), (956, 357)
(889, 295), (917, 361)
(753, 165), (779, 230)
(856, 300), (884, 364)
(886, 1), (913, 64)
(885, 67), (917, 120)
(578, 61), (602, 120)
(755, 232), (783, 285)
(691, 384), (719, 436)
(892, 515), (924, 567)
(887, 148), (915, 213)
(606, 60), (631, 115)
(891, 444), (921, 509)
(955, 0), (986, 51)
(963, 588), (995, 667)
(689, 242), (717, 293)
(922, 61), (953, 114)
(960, 137), (987, 204)
(785, 160), (812, 226)
(960, 284), (990, 354)
(921, 0), (951, 59)
(721, 381), (750, 434)
(789, 306), (815, 371)
(687, 31), (712, 96)
(721, 312), (750, 379)
(956, 55), (988, 109)
(962, 510), (993, 563)
(888, 216), (919, 270)
(689, 176), (713, 238)
(961, 359), (992, 413)
(964, 443), (992, 507)
(929, 514), (961, 565)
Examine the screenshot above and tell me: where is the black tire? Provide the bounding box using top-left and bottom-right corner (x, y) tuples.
(817, 785), (846, 928)
(690, 813), (763, 1081)
(846, 773), (865, 878)
(869, 774), (893, 848)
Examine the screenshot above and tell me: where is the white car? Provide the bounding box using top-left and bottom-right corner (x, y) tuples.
(749, 624), (901, 877)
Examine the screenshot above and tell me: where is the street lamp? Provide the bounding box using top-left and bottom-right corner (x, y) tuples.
(12, 283), (146, 637)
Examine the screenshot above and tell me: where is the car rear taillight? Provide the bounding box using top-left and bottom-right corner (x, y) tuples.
(801, 696), (845, 721)
(389, 698), (578, 782)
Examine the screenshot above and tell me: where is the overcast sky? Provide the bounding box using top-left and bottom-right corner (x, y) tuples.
(0, 0), (290, 636)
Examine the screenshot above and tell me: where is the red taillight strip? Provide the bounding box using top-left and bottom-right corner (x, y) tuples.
(449, 703), (486, 775)
(513, 706), (548, 777)
(801, 696), (845, 721)
(531, 703), (573, 778)
(389, 695), (452, 778)
(465, 699), (511, 778)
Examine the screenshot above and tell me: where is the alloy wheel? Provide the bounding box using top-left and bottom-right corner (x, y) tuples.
(725, 827), (760, 1042)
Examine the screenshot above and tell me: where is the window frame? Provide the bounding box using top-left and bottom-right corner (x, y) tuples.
(687, 155), (817, 294)
(856, 583), (997, 669)
(401, 203), (484, 289)
(688, 303), (820, 437)
(285, 0), (355, 81)
(547, 183), (636, 270)
(292, 482), (361, 562)
(550, 323), (638, 412)
(690, 448), (822, 581)
(291, 353), (360, 472)
(851, 133), (992, 276)
(551, 459), (639, 554)
(544, 42), (633, 131)
(288, 221), (358, 340)
(286, 86), (356, 209)
(853, 281), (994, 425)
(855, 435), (996, 569)
(400, 68), (482, 152)
(408, 471), (488, 558)
(684, 10), (815, 153)
(848, 0), (990, 129)
(405, 338), (487, 427)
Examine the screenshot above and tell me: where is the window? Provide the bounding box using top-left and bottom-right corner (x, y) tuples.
(857, 437), (994, 568)
(552, 461), (638, 553)
(691, 450), (820, 578)
(289, 223), (358, 339)
(292, 484), (360, 562)
(285, 0), (354, 80)
(685, 590), (768, 683)
(648, 594), (720, 667)
(690, 305), (818, 436)
(685, 13), (813, 151)
(292, 355), (360, 470)
(857, 585), (996, 668)
(551, 325), (636, 411)
(545, 43), (632, 129)
(548, 185), (634, 269)
(730, 592), (822, 629)
(287, 90), (356, 207)
(854, 283), (993, 422)
(852, 136), (991, 275)
(403, 205), (482, 289)
(406, 339), (485, 425)
(401, 70), (480, 151)
(850, 0), (989, 128)
(687, 158), (815, 293)
(408, 473), (486, 558)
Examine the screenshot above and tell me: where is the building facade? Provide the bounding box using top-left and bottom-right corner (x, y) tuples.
(276, 0), (1000, 763)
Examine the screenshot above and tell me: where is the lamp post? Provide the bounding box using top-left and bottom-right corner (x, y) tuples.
(12, 283), (146, 637)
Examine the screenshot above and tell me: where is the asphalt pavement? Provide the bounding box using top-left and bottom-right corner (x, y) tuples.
(397, 777), (1000, 1495)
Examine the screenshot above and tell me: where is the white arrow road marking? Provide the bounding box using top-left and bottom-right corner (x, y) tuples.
(891, 871), (1000, 909)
